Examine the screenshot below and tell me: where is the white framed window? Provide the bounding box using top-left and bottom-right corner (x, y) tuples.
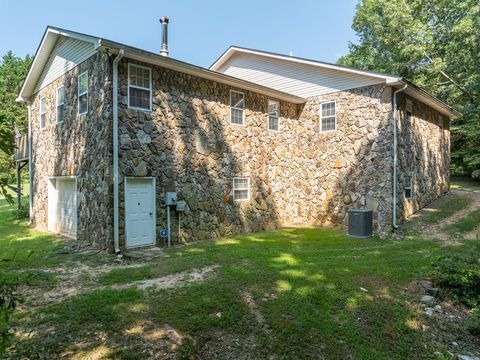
(233, 177), (249, 201)
(268, 100), (280, 131)
(78, 71), (88, 115)
(128, 63), (152, 111)
(230, 90), (245, 125)
(39, 97), (46, 129)
(56, 86), (65, 123)
(320, 101), (336, 132)
(404, 175), (413, 199)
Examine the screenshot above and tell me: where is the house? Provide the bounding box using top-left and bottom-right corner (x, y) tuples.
(17, 24), (460, 252)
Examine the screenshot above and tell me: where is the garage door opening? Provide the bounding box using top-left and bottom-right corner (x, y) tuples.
(48, 177), (77, 239)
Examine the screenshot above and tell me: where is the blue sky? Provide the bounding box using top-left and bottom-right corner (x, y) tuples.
(0, 0), (359, 68)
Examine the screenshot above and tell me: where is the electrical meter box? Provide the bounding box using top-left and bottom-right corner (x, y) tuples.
(165, 192), (177, 206)
(176, 200), (187, 212)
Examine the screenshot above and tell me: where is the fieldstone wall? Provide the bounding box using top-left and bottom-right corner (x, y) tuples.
(30, 52), (113, 248)
(117, 58), (395, 247)
(396, 94), (450, 220)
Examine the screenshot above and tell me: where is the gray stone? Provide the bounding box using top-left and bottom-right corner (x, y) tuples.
(421, 295), (435, 305)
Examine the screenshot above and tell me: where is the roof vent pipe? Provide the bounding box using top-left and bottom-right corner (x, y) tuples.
(159, 16), (169, 57)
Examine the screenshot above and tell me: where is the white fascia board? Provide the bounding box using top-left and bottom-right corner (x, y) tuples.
(17, 27), (100, 102)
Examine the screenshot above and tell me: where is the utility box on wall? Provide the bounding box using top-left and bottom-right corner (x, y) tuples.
(348, 209), (373, 238)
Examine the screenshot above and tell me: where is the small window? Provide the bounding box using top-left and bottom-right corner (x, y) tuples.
(128, 64), (152, 111)
(78, 71), (88, 115)
(39, 97), (46, 129)
(268, 100), (280, 131)
(320, 101), (336, 132)
(439, 115), (444, 129)
(405, 176), (413, 199)
(230, 90), (244, 125)
(56, 86), (65, 123)
(233, 177), (249, 201)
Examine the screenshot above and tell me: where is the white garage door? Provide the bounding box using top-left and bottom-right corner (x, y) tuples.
(48, 177), (77, 239)
(125, 178), (156, 248)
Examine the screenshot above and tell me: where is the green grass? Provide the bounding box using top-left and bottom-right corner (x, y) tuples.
(421, 195), (471, 224)
(444, 208), (480, 234)
(451, 177), (480, 190)
(1, 197), (475, 359)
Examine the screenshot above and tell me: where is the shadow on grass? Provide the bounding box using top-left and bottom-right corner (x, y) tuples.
(11, 227), (443, 359)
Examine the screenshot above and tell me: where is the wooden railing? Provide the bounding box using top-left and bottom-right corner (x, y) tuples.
(15, 134), (28, 161)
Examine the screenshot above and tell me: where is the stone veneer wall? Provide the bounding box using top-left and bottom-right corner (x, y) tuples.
(396, 93), (450, 220)
(117, 58), (395, 247)
(30, 52), (113, 248)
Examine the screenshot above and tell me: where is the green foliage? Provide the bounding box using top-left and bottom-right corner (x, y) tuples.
(0, 266), (22, 354)
(0, 51), (31, 203)
(472, 170), (480, 181)
(338, 0), (480, 175)
(432, 242), (480, 307)
(12, 203), (29, 220)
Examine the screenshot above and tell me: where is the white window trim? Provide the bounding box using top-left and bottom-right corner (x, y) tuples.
(128, 63), (152, 112)
(268, 99), (280, 132)
(230, 90), (245, 126)
(232, 177), (250, 202)
(319, 100), (337, 133)
(405, 175), (413, 200)
(39, 96), (46, 130)
(56, 86), (65, 124)
(78, 71), (88, 115)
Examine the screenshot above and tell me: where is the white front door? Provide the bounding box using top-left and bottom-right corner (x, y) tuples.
(48, 177), (77, 239)
(125, 178), (156, 248)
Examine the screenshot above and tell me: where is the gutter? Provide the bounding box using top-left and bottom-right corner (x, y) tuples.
(112, 49), (124, 254)
(392, 84), (408, 230)
(27, 104), (33, 225)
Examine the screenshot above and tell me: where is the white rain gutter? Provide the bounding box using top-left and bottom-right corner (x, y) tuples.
(392, 84), (408, 230)
(113, 49), (124, 254)
(27, 104), (32, 225)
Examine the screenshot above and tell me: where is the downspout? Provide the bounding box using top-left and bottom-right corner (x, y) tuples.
(27, 104), (32, 225)
(392, 84), (408, 230)
(113, 49), (125, 254)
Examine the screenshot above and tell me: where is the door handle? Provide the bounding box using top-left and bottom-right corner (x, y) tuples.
(149, 212), (153, 216)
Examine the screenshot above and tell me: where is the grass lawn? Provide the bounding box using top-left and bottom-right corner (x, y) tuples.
(1, 191), (479, 358)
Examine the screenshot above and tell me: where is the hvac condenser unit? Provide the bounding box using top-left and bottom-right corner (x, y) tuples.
(348, 209), (373, 238)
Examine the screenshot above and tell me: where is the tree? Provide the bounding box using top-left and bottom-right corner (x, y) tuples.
(338, 0), (480, 176)
(0, 51), (32, 198)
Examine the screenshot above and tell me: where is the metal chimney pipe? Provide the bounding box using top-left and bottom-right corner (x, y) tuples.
(159, 16), (169, 57)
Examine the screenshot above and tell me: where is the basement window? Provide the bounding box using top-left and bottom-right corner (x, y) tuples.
(128, 64), (152, 111)
(230, 90), (244, 125)
(268, 100), (280, 131)
(405, 176), (413, 199)
(320, 101), (336, 132)
(78, 71), (88, 115)
(56, 86), (65, 123)
(39, 97), (46, 129)
(233, 177), (249, 201)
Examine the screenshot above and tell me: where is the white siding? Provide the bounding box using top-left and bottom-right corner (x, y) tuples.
(34, 37), (97, 93)
(217, 53), (384, 98)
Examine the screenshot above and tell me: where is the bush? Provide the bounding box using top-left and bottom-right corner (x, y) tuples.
(432, 242), (480, 308)
(12, 203), (29, 220)
(0, 274), (19, 354)
(472, 169), (480, 181)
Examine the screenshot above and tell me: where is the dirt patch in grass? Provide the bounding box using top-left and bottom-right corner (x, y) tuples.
(409, 189), (480, 244)
(18, 263), (219, 307)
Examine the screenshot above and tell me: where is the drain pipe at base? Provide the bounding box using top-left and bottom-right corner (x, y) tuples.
(392, 84), (408, 230)
(113, 49), (125, 254)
